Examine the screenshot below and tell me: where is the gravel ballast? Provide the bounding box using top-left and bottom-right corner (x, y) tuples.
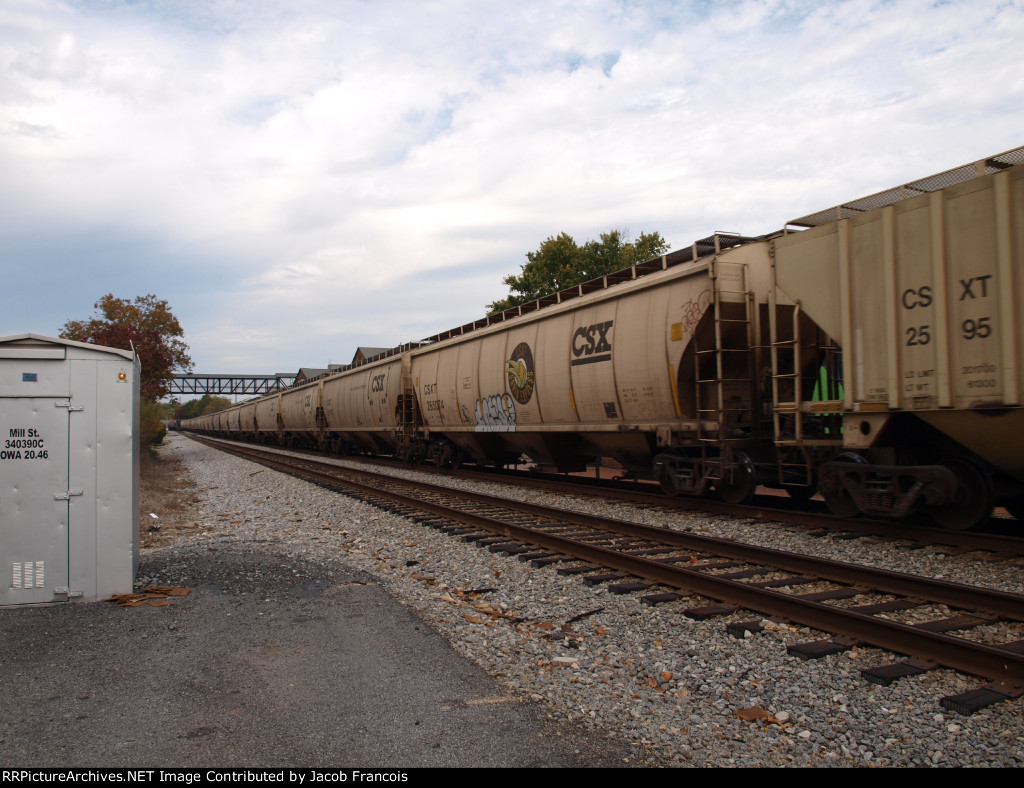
(7, 432), (1022, 767)
(157, 435), (1024, 767)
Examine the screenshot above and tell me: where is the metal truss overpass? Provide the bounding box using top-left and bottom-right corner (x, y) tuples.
(167, 373), (296, 397)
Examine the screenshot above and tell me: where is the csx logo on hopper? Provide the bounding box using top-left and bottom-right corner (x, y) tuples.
(571, 320), (613, 366)
(371, 374), (386, 392)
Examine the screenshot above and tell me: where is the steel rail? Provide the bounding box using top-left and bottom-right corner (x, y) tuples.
(395, 462), (1024, 554)
(205, 438), (1024, 621)
(228, 436), (1024, 555)
(193, 436), (1024, 686)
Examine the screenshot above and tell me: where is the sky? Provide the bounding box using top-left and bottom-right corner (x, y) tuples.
(2, 0), (1023, 376)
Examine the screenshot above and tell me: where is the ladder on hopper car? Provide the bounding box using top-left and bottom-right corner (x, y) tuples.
(692, 249), (765, 491)
(693, 257), (757, 450)
(769, 298), (844, 488)
(395, 385), (420, 461)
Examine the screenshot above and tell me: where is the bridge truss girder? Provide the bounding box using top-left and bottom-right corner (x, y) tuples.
(167, 374), (296, 397)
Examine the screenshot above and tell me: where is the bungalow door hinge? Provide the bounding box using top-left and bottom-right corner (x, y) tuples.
(54, 490), (84, 500)
(55, 402), (84, 412)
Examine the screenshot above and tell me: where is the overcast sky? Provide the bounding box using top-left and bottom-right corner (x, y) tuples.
(2, 0), (1022, 377)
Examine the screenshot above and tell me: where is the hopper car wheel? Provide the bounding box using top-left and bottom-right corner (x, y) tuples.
(656, 461), (679, 496)
(433, 443), (462, 468)
(928, 457), (994, 531)
(822, 453), (864, 518)
(716, 452), (757, 505)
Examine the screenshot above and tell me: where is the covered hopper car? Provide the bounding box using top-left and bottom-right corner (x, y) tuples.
(183, 145), (1024, 531)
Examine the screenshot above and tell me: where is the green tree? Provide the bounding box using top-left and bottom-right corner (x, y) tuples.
(487, 229), (670, 313)
(161, 399), (182, 419)
(60, 294), (193, 400)
(175, 395), (232, 420)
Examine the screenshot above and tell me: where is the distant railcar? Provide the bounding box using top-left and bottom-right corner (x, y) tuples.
(320, 355), (406, 456)
(403, 233), (820, 507)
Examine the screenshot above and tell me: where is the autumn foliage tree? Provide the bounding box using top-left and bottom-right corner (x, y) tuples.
(487, 229), (670, 313)
(60, 294), (193, 400)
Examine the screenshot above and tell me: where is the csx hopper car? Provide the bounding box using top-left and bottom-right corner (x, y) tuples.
(183, 144), (1024, 531)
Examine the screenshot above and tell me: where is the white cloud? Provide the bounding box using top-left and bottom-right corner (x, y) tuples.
(1, 0), (1023, 372)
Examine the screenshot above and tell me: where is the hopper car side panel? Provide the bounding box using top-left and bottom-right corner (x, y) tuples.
(320, 357), (403, 454)
(409, 241), (777, 488)
(254, 393), (281, 440)
(226, 405), (241, 435)
(239, 402), (257, 439)
(614, 285), (674, 422)
(432, 341), (460, 428)
(369, 363), (397, 429)
(454, 337), (483, 428)
(534, 313), (576, 425)
(499, 320), (557, 465)
(503, 322), (542, 429)
(279, 380), (321, 447)
(568, 300), (621, 425)
(415, 351), (444, 426)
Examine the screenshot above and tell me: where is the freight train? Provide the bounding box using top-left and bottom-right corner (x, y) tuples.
(183, 145), (1024, 531)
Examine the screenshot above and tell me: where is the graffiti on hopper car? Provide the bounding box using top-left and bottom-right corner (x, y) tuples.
(679, 290), (712, 336)
(475, 394), (517, 432)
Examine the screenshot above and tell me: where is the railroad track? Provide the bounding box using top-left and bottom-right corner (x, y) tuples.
(192, 435), (1024, 713)
(249, 438), (1024, 557)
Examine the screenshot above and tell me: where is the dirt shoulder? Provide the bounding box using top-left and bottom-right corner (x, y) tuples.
(138, 438), (205, 549)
